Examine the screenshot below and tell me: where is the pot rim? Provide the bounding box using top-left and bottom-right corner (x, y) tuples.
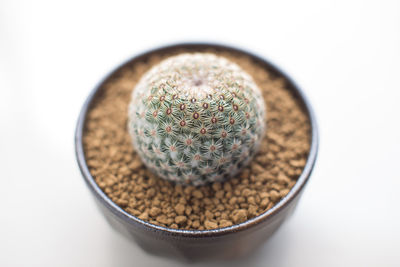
(75, 42), (319, 238)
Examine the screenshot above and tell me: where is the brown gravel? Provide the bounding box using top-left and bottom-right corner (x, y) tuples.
(82, 47), (311, 230)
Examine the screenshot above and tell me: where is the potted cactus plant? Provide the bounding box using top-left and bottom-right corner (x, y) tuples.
(128, 53), (266, 186)
(75, 43), (318, 261)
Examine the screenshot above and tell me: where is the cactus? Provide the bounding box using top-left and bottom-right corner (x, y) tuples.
(128, 53), (266, 186)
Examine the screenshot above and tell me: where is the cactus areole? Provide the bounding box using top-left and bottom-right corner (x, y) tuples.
(128, 53), (266, 186)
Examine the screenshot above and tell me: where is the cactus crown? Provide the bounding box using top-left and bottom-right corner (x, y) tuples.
(128, 53), (266, 186)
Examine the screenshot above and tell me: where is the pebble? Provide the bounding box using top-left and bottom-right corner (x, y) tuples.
(232, 209), (248, 224)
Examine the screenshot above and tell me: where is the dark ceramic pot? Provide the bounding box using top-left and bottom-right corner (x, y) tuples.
(75, 43), (319, 262)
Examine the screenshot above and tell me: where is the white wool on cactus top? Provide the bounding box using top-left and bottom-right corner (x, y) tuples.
(128, 53), (266, 186)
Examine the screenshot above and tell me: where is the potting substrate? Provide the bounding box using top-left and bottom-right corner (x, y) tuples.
(83, 48), (311, 230)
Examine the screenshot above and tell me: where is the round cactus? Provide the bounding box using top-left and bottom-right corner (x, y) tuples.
(128, 53), (266, 186)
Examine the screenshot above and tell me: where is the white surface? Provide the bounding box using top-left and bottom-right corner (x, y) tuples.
(1, 0), (399, 266)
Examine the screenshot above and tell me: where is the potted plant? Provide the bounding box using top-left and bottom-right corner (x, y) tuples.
(75, 43), (318, 261)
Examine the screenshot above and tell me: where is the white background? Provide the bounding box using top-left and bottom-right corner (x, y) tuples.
(1, 0), (399, 266)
